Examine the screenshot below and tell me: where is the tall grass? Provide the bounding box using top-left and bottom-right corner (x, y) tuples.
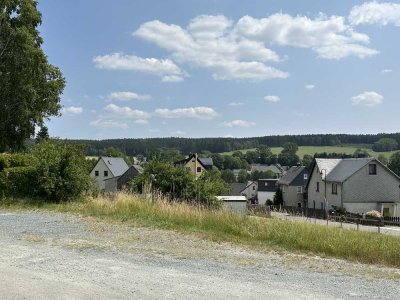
(54, 193), (400, 268)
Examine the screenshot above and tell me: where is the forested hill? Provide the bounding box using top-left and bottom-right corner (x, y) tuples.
(67, 133), (400, 156)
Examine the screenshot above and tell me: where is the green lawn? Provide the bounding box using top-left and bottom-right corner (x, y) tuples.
(220, 145), (396, 159)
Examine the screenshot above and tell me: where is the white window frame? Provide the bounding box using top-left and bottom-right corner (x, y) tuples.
(303, 173), (308, 180)
(297, 186), (303, 194)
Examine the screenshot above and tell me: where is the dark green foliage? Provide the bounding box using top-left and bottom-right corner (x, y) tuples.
(237, 169), (250, 183)
(35, 126), (49, 143)
(372, 138), (398, 152)
(273, 188), (283, 205)
(129, 160), (229, 206)
(353, 148), (370, 158)
(0, 140), (94, 201)
(148, 147), (185, 162)
(101, 146), (131, 164)
(221, 169), (236, 183)
(0, 1), (65, 151)
(302, 154), (313, 168)
(377, 154), (388, 165)
(388, 151), (400, 177)
(251, 170), (275, 180)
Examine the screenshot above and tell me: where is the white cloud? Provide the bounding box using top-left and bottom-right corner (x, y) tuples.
(349, 2), (400, 26)
(109, 92), (150, 101)
(134, 16), (288, 81)
(235, 13), (378, 59)
(93, 53), (185, 79)
(229, 102), (244, 106)
(161, 75), (185, 82)
(264, 95), (280, 102)
(305, 84), (315, 90)
(62, 106), (83, 115)
(134, 119), (149, 125)
(155, 106), (218, 120)
(224, 134), (234, 138)
(351, 91), (383, 107)
(104, 104), (150, 119)
(90, 119), (129, 129)
(221, 120), (256, 127)
(381, 69), (393, 74)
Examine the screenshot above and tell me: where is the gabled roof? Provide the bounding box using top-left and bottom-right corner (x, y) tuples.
(199, 157), (213, 167)
(99, 157), (129, 177)
(174, 154), (209, 170)
(230, 183), (247, 196)
(278, 166), (307, 185)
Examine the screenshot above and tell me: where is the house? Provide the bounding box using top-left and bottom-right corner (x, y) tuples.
(250, 164), (284, 178)
(230, 182), (247, 196)
(277, 166), (309, 207)
(90, 157), (129, 190)
(307, 158), (400, 217)
(174, 154), (213, 178)
(257, 179), (279, 205)
(240, 180), (258, 202)
(216, 196), (247, 214)
(104, 164), (143, 192)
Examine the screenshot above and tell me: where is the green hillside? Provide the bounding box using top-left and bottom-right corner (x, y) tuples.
(220, 145), (396, 159)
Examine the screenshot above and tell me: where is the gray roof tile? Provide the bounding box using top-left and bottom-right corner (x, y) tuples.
(101, 157), (129, 177)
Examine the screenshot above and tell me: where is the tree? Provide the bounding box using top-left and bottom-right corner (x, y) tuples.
(273, 188), (283, 205)
(372, 138), (398, 152)
(353, 148), (369, 158)
(377, 154), (388, 165)
(257, 145), (272, 164)
(35, 126), (49, 143)
(0, 1), (65, 151)
(282, 142), (298, 155)
(388, 151), (400, 177)
(102, 147), (131, 164)
(221, 169), (236, 183)
(302, 154), (313, 168)
(237, 169), (250, 183)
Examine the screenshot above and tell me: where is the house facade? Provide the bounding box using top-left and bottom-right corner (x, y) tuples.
(90, 157), (129, 190)
(307, 158), (400, 217)
(104, 164), (143, 192)
(174, 154), (213, 178)
(277, 166), (308, 207)
(240, 181), (258, 202)
(257, 179), (278, 205)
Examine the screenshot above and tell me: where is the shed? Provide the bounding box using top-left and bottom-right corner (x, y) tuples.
(216, 196), (247, 214)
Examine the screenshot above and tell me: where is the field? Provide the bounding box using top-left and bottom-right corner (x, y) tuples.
(5, 193), (399, 268)
(220, 145), (396, 159)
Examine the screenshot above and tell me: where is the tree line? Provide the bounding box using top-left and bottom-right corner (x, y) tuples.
(66, 134), (400, 157)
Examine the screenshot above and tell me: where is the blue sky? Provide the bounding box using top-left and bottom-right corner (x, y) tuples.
(38, 0), (400, 139)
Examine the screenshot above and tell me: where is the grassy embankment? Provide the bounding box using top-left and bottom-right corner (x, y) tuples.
(220, 145), (396, 159)
(3, 193), (399, 268)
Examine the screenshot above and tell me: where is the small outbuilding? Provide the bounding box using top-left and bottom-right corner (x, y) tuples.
(216, 196), (247, 214)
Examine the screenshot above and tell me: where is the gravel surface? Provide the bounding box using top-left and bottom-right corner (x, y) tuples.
(0, 210), (399, 299)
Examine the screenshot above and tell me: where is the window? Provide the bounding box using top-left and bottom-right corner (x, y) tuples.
(104, 170), (108, 177)
(252, 185), (256, 190)
(197, 167), (202, 173)
(297, 186), (303, 194)
(298, 203), (302, 208)
(304, 173), (308, 180)
(369, 164), (377, 175)
(316, 182), (320, 192)
(264, 182), (268, 187)
(95, 171), (99, 177)
(332, 183), (338, 195)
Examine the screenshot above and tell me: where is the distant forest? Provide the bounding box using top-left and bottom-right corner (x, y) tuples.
(67, 133), (400, 156)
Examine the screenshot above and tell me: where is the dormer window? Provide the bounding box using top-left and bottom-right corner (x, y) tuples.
(304, 174), (308, 180)
(369, 164), (377, 175)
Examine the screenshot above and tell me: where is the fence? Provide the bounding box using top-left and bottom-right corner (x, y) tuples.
(271, 205), (400, 227)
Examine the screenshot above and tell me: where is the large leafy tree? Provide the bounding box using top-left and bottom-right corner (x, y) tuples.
(0, 0), (65, 152)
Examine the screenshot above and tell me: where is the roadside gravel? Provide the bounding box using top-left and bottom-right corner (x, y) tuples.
(0, 210), (399, 299)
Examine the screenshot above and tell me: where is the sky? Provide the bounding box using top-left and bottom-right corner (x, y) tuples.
(37, 0), (400, 139)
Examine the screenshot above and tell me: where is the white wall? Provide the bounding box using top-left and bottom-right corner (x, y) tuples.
(222, 201), (247, 215)
(257, 191), (275, 205)
(90, 158), (112, 190)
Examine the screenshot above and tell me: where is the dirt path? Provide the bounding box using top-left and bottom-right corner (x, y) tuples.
(0, 210), (399, 299)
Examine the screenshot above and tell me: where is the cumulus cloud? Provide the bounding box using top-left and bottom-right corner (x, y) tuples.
(93, 53), (185, 80)
(109, 91), (150, 101)
(134, 119), (149, 125)
(161, 75), (185, 82)
(104, 104), (150, 118)
(235, 13), (378, 59)
(351, 91), (383, 107)
(155, 106), (218, 120)
(264, 95), (280, 102)
(62, 106), (83, 115)
(90, 119), (129, 129)
(221, 120), (256, 127)
(349, 1), (400, 26)
(134, 16), (288, 81)
(305, 84), (315, 90)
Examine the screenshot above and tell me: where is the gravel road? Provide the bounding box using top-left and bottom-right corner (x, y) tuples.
(0, 210), (399, 299)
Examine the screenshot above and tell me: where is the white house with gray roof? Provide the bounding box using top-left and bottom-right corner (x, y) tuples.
(90, 157), (129, 190)
(307, 158), (400, 217)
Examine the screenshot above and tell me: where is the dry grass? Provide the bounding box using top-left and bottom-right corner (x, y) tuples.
(48, 192), (400, 268)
